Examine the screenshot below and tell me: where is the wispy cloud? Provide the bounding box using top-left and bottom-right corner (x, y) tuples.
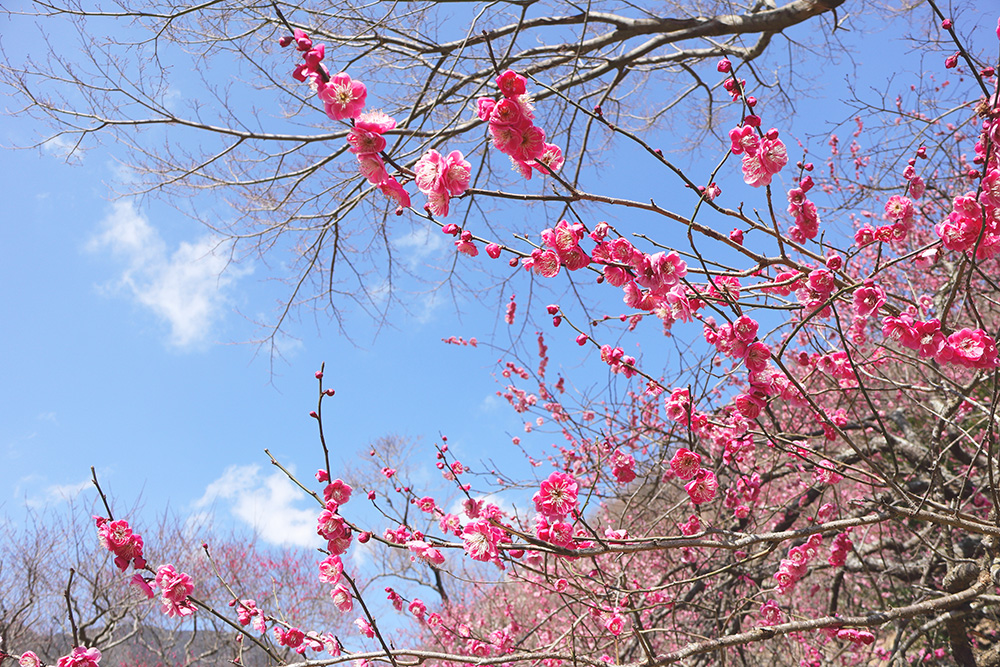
(193, 464), (317, 547)
(21, 477), (93, 508)
(42, 135), (81, 161)
(88, 200), (249, 348)
(394, 225), (446, 267)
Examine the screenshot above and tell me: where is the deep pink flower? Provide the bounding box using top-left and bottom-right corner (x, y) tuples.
(669, 448), (702, 480)
(331, 584), (354, 612)
(462, 519), (504, 562)
(357, 153), (389, 185)
(758, 600), (782, 626)
(324, 479), (353, 506)
(318, 72), (367, 121)
(496, 70), (527, 98)
(685, 469), (718, 504)
(235, 599), (259, 626)
(379, 177), (411, 209)
(744, 341), (771, 372)
(95, 517), (146, 571)
(476, 97), (497, 121)
(318, 554), (344, 584)
(355, 617), (375, 638)
(528, 248), (560, 277)
(605, 610), (625, 636)
(533, 143), (565, 174)
(510, 125), (546, 162)
(942, 328), (1000, 369)
(533, 472), (580, 519)
(426, 189), (451, 217)
(130, 573), (154, 599)
(346, 128), (386, 155)
(440, 150), (472, 196)
(853, 280), (885, 319)
(354, 110), (396, 134)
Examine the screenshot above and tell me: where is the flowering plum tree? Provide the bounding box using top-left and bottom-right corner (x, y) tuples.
(5, 1), (1000, 667)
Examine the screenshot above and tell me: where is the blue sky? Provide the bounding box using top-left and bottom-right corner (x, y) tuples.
(2, 3), (996, 555)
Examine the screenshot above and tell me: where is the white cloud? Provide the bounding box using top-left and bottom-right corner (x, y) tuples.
(88, 200), (249, 348)
(194, 464), (318, 547)
(21, 477), (92, 508)
(394, 225), (445, 267)
(42, 135), (81, 161)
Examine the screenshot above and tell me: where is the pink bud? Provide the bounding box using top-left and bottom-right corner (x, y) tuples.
(441, 223), (460, 235)
(576, 334), (588, 345)
(945, 52), (959, 69)
(325, 388), (336, 396)
(941, 18), (952, 29)
(485, 243), (501, 259)
(717, 58), (732, 73)
(358, 531), (372, 543)
(279, 35), (293, 48)
(746, 96), (757, 108)
(315, 371), (324, 379)
(309, 410), (319, 419)
(729, 229), (744, 245)
(552, 316), (562, 327)
(546, 304), (559, 315)
(508, 257), (519, 267)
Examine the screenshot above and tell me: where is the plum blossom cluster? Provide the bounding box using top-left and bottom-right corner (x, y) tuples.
(94, 515), (196, 619)
(729, 117), (788, 187)
(348, 111), (411, 210)
(854, 193), (920, 247)
(523, 219), (591, 278)
(414, 151), (472, 218)
(935, 183), (1000, 259)
(94, 516), (146, 571)
(532, 472), (588, 548)
(476, 70), (564, 179)
(317, 478), (355, 555)
(882, 314), (999, 369)
(591, 227), (691, 317)
(668, 448), (718, 505)
(828, 531), (853, 567)
(703, 315), (771, 375)
(282, 29), (367, 124)
(773, 534), (823, 594)
(787, 175), (820, 242)
(281, 30), (412, 211)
